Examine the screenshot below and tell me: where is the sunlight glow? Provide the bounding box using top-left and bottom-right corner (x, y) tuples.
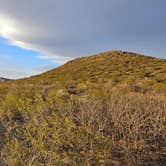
(0, 15), (18, 38)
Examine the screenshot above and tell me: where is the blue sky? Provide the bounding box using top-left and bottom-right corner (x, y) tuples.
(0, 0), (166, 78)
(0, 37), (56, 78)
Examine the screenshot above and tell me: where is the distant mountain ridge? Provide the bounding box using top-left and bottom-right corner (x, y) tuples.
(0, 77), (11, 82)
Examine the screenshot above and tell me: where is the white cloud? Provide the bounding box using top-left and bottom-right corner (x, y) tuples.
(0, 68), (28, 79)
(0, 0), (119, 63)
(0, 13), (71, 63)
(0, 0), (166, 64)
(38, 54), (71, 64)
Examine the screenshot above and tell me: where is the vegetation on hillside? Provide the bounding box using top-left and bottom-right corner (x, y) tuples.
(0, 51), (165, 165)
(13, 51), (166, 94)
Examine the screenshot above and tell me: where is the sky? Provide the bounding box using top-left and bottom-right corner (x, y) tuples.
(0, 0), (166, 79)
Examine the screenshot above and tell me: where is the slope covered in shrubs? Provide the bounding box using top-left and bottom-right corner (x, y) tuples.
(13, 51), (166, 94)
(0, 51), (166, 165)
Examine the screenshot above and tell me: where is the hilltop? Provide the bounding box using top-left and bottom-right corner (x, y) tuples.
(12, 50), (166, 94)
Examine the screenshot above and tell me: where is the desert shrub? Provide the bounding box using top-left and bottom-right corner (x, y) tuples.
(67, 92), (166, 165)
(0, 85), (165, 165)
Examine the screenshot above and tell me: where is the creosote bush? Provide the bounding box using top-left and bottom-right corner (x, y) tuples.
(0, 88), (165, 166)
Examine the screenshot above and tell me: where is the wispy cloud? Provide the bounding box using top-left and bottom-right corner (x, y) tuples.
(0, 39), (57, 79)
(0, 68), (28, 79)
(0, 0), (166, 65)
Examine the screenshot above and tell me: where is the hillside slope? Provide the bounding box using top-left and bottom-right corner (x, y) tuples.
(0, 51), (165, 165)
(14, 50), (166, 94)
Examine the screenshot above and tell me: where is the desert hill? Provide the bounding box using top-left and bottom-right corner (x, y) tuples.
(11, 50), (166, 94)
(0, 51), (165, 165)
